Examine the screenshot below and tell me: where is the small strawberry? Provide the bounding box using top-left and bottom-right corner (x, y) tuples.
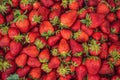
(48, 35), (60, 46)
(71, 57), (82, 67)
(39, 21), (54, 39)
(71, 20), (81, 32)
(87, 74), (100, 80)
(48, 56), (60, 69)
(29, 68), (41, 79)
(16, 66), (30, 77)
(0, 35), (10, 47)
(109, 34), (119, 42)
(60, 29), (72, 40)
(73, 30), (89, 42)
(38, 48), (50, 63)
(116, 10), (120, 19)
(15, 53), (27, 67)
(70, 39), (83, 56)
(92, 32), (102, 41)
(69, 0), (79, 10)
(87, 0), (100, 6)
(41, 0), (54, 8)
(110, 21), (120, 34)
(27, 57), (41, 67)
(5, 11), (14, 22)
(60, 10), (77, 28)
(106, 12), (116, 22)
(22, 45), (39, 57)
(0, 14), (5, 24)
(45, 70), (57, 80)
(112, 75), (120, 80)
(85, 56), (101, 75)
(5, 52), (15, 60)
(11, 0), (20, 7)
(58, 39), (70, 57)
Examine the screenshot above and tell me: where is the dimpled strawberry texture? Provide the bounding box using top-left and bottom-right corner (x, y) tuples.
(0, 0), (120, 80)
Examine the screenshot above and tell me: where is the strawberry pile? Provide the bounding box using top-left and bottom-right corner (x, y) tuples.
(0, 0), (120, 80)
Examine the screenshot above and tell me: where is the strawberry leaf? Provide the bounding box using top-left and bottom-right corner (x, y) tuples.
(7, 74), (19, 80)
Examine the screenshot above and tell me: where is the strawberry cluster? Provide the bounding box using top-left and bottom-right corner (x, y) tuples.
(0, 0), (120, 80)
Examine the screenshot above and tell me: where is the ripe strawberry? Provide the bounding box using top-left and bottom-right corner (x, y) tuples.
(29, 68), (41, 79)
(27, 57), (41, 67)
(85, 56), (101, 75)
(45, 70), (57, 80)
(78, 8), (88, 19)
(6, 11), (14, 22)
(71, 57), (82, 67)
(77, 0), (84, 8)
(109, 34), (119, 42)
(38, 48), (50, 63)
(106, 13), (116, 22)
(48, 56), (60, 69)
(16, 66), (30, 77)
(59, 75), (72, 80)
(73, 30), (89, 42)
(110, 21), (120, 34)
(12, 0), (20, 7)
(15, 54), (27, 67)
(58, 39), (70, 57)
(92, 32), (102, 41)
(33, 1), (41, 10)
(97, 2), (110, 14)
(10, 41), (22, 56)
(0, 49), (4, 56)
(116, 10), (120, 19)
(112, 75), (120, 80)
(41, 0), (54, 8)
(5, 52), (15, 60)
(76, 65), (87, 80)
(71, 20), (81, 32)
(88, 74), (100, 80)
(22, 45), (39, 57)
(48, 35), (60, 46)
(87, 0), (100, 6)
(70, 39), (83, 56)
(39, 21), (54, 39)
(1, 72), (8, 80)
(60, 29), (72, 40)
(0, 35), (10, 47)
(69, 0), (79, 10)
(60, 10), (77, 28)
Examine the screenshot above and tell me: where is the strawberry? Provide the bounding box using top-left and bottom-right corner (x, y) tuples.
(92, 32), (102, 41)
(45, 70), (57, 80)
(16, 66), (30, 77)
(112, 75), (120, 80)
(15, 53), (27, 67)
(110, 21), (120, 34)
(29, 68), (41, 79)
(99, 61), (114, 75)
(6, 11), (14, 23)
(70, 39), (83, 56)
(73, 30), (89, 42)
(87, 74), (100, 80)
(38, 48), (50, 63)
(1, 72), (8, 80)
(71, 57), (82, 67)
(60, 29), (72, 40)
(5, 51), (15, 60)
(89, 39), (101, 56)
(77, 0), (84, 8)
(87, 0), (101, 6)
(22, 45), (39, 57)
(58, 39), (70, 57)
(69, 0), (79, 10)
(10, 41), (22, 56)
(29, 10), (41, 27)
(71, 20), (81, 32)
(39, 21), (54, 39)
(48, 56), (60, 69)
(78, 8), (88, 19)
(0, 35), (10, 47)
(59, 75), (72, 80)
(41, 0), (54, 8)
(0, 24), (9, 35)
(109, 34), (119, 42)
(12, 0), (20, 7)
(116, 10), (120, 19)
(60, 10), (77, 28)
(76, 65), (87, 80)
(33, 1), (41, 10)
(97, 2), (110, 14)
(38, 6), (50, 20)
(85, 56), (101, 75)
(27, 57), (41, 67)
(48, 35), (60, 46)
(106, 12), (116, 22)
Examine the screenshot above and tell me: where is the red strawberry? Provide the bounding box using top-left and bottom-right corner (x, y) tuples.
(60, 10), (77, 28)
(59, 75), (72, 80)
(92, 32), (102, 41)
(85, 56), (101, 75)
(87, 0), (101, 6)
(78, 8), (88, 19)
(100, 77), (109, 80)
(106, 13), (116, 22)
(5, 52), (15, 60)
(6, 11), (14, 23)
(77, 0), (84, 8)
(107, 0), (116, 7)
(22, 45), (39, 57)
(73, 30), (89, 42)
(71, 57), (82, 67)
(116, 10), (120, 19)
(99, 61), (114, 75)
(10, 41), (22, 56)
(45, 70), (57, 80)
(38, 48), (50, 63)
(76, 65), (87, 80)
(88, 74), (100, 80)
(27, 57), (41, 67)
(70, 39), (83, 56)
(38, 6), (50, 20)
(0, 49), (4, 56)
(29, 68), (41, 79)
(110, 21), (120, 34)
(71, 20), (81, 32)
(41, 63), (52, 73)
(16, 66), (30, 77)
(12, 0), (20, 7)
(60, 29), (72, 40)
(58, 39), (70, 57)
(97, 2), (110, 14)
(41, 0), (54, 8)
(109, 34), (119, 42)
(15, 53), (27, 67)
(39, 21), (54, 39)
(69, 0), (79, 10)
(112, 75), (120, 80)
(48, 35), (60, 46)
(33, 1), (41, 10)
(0, 35), (10, 47)
(0, 14), (5, 24)
(48, 56), (60, 69)
(1, 72), (8, 80)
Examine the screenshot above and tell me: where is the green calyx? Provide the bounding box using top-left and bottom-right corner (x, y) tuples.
(32, 15), (42, 23)
(57, 64), (70, 76)
(13, 34), (24, 42)
(71, 61), (78, 67)
(0, 24), (9, 35)
(41, 63), (51, 73)
(61, 0), (69, 8)
(41, 30), (54, 39)
(0, 60), (11, 71)
(7, 74), (19, 80)
(20, 0), (35, 5)
(51, 48), (59, 56)
(82, 43), (89, 56)
(34, 39), (45, 50)
(73, 30), (81, 40)
(59, 23), (68, 29)
(50, 16), (60, 26)
(0, 3), (7, 15)
(89, 39), (101, 54)
(73, 52), (83, 57)
(60, 51), (71, 58)
(78, 8), (86, 14)
(87, 56), (99, 60)
(80, 14), (92, 27)
(39, 58), (48, 63)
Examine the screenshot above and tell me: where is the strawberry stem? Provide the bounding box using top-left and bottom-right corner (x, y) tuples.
(73, 30), (81, 40)
(41, 63), (52, 73)
(34, 39), (45, 50)
(41, 30), (54, 39)
(13, 34), (24, 42)
(50, 16), (60, 26)
(61, 0), (69, 8)
(32, 15), (42, 23)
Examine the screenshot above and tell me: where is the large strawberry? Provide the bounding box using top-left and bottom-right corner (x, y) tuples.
(85, 56), (101, 75)
(60, 10), (77, 28)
